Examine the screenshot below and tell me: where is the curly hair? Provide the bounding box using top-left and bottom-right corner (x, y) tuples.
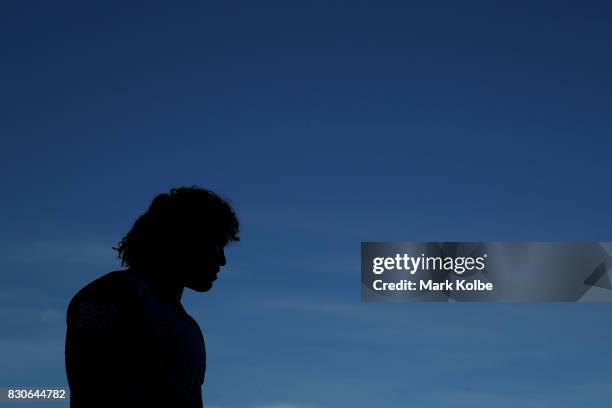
(113, 186), (240, 268)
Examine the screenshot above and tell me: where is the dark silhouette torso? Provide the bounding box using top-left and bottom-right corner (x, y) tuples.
(65, 269), (205, 408)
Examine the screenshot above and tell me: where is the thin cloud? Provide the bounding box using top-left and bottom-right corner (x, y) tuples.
(0, 240), (117, 266)
(428, 381), (612, 408)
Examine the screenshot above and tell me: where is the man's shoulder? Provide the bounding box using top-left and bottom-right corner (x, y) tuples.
(67, 270), (147, 328)
(69, 269), (147, 304)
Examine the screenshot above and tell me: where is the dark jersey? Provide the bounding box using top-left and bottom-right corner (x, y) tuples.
(65, 269), (205, 408)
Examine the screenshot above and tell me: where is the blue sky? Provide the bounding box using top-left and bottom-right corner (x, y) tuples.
(1, 1), (612, 407)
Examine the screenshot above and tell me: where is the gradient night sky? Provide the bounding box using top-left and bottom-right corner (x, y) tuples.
(2, 1), (612, 407)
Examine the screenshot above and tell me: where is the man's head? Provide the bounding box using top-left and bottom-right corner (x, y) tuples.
(113, 186), (240, 292)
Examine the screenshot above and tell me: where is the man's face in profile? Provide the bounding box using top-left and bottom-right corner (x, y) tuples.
(176, 236), (228, 292)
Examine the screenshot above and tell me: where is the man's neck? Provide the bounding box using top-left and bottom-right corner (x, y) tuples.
(130, 267), (184, 306)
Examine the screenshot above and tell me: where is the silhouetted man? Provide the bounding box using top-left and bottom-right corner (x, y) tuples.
(65, 187), (239, 408)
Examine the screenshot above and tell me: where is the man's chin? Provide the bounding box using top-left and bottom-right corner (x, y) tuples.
(187, 280), (214, 292)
